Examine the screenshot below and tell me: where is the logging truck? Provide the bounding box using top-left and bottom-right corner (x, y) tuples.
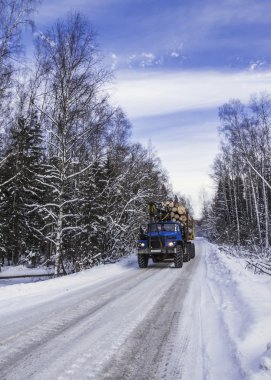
(137, 201), (195, 268)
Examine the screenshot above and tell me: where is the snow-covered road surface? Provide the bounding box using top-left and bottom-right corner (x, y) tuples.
(1, 238), (271, 379)
(0, 252), (201, 380)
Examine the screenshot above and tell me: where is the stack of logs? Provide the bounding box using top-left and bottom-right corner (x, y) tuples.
(162, 200), (194, 239)
(162, 200), (188, 223)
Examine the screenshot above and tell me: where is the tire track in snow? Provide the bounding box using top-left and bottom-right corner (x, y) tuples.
(0, 268), (161, 378)
(200, 239), (248, 380)
(155, 241), (203, 380)
(94, 255), (201, 380)
(55, 266), (188, 380)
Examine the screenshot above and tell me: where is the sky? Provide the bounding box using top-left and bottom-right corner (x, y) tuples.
(28, 0), (271, 217)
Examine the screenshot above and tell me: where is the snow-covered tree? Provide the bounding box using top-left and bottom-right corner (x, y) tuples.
(204, 94), (271, 252)
(31, 13), (113, 275)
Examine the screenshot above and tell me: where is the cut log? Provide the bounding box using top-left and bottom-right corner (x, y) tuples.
(178, 205), (186, 215)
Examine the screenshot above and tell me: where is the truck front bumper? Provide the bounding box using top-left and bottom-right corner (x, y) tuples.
(138, 248), (177, 255)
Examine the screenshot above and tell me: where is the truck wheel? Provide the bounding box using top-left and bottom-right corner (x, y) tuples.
(138, 254), (149, 268)
(183, 245), (190, 262)
(190, 243), (195, 259)
(174, 246), (183, 268)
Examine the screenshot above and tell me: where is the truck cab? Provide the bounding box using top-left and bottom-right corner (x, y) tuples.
(137, 221), (185, 268)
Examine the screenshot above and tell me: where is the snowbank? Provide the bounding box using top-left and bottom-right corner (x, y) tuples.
(204, 240), (271, 380)
(0, 264), (54, 287)
(0, 264), (53, 277)
(0, 255), (137, 314)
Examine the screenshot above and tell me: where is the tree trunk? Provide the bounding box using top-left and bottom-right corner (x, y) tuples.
(249, 169), (262, 246)
(54, 205), (63, 276)
(262, 179), (269, 249)
(232, 176), (240, 246)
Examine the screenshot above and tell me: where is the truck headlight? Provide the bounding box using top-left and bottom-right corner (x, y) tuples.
(138, 242), (146, 247)
(168, 241), (176, 247)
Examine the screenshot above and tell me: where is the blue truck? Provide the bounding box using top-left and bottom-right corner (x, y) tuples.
(137, 202), (195, 268)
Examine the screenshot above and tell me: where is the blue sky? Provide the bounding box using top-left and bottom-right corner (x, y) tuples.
(29, 0), (271, 216)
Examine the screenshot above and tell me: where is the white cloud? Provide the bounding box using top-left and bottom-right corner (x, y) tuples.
(125, 52), (161, 69)
(249, 60), (266, 71)
(139, 52), (156, 68)
(171, 51), (180, 58)
(128, 54), (137, 62)
(110, 53), (118, 69)
(141, 52), (155, 59)
(111, 69), (271, 118)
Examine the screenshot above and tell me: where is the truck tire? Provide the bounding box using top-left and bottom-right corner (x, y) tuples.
(183, 245), (190, 262)
(190, 243), (195, 259)
(138, 254), (149, 268)
(174, 246), (183, 268)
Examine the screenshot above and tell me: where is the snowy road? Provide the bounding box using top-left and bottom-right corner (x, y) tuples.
(0, 243), (202, 380)
(1, 239), (271, 379)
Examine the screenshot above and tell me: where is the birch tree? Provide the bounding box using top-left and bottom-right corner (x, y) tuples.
(33, 13), (112, 275)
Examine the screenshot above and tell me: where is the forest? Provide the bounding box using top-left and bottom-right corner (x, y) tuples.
(0, 1), (178, 275)
(202, 94), (271, 256)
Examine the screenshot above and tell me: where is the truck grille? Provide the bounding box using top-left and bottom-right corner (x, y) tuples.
(149, 237), (163, 249)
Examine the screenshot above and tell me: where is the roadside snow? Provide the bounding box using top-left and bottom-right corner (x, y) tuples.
(0, 255), (137, 315)
(0, 264), (54, 287)
(202, 239), (271, 380)
(0, 264), (53, 276)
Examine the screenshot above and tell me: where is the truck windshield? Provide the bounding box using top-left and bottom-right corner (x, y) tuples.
(148, 224), (178, 232)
